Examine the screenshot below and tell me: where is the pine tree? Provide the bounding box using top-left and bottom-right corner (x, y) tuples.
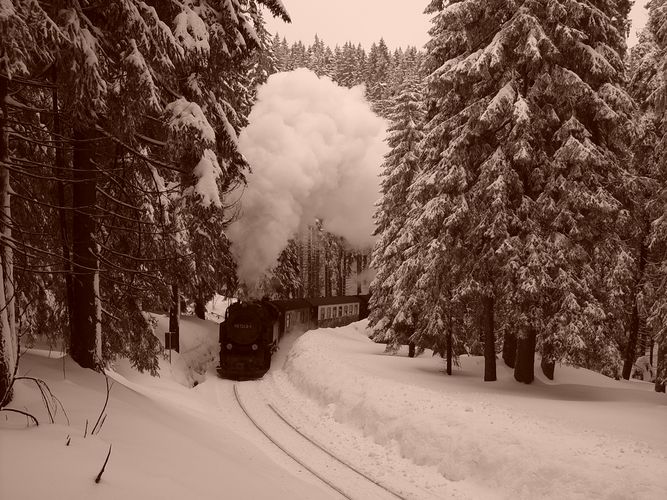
(0, 0), (60, 405)
(370, 74), (425, 352)
(630, 1), (667, 392)
(399, 0), (634, 382)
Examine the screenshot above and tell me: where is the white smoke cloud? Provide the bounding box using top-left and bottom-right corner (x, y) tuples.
(228, 68), (387, 285)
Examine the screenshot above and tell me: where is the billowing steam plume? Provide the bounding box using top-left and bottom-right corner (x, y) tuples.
(228, 68), (387, 285)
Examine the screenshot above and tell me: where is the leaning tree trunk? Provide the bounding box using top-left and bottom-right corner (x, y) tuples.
(514, 328), (537, 384)
(482, 295), (496, 382)
(70, 128), (100, 369)
(502, 331), (517, 368)
(0, 76), (16, 405)
(623, 242), (647, 380)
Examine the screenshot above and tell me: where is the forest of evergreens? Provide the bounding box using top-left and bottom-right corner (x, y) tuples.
(2, 0), (666, 414)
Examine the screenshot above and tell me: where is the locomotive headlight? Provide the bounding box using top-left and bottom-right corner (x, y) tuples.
(251, 344), (258, 351)
(226, 343), (233, 350)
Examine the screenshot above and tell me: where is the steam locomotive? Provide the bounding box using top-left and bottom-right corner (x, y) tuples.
(217, 295), (369, 379)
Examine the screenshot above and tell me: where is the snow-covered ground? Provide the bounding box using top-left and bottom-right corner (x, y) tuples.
(2, 317), (665, 499)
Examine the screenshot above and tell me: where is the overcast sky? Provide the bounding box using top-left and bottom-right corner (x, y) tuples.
(265, 1), (650, 50)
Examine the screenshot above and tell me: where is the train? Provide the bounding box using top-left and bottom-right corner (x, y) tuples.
(217, 295), (369, 379)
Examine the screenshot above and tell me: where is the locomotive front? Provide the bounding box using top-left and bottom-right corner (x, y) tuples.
(217, 301), (277, 379)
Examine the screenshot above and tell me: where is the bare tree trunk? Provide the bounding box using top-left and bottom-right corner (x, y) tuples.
(408, 342), (415, 358)
(0, 76), (16, 404)
(623, 242), (647, 380)
(70, 128), (99, 369)
(482, 295), (496, 382)
(514, 329), (537, 384)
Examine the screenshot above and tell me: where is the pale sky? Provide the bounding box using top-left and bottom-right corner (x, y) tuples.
(265, 1), (650, 50)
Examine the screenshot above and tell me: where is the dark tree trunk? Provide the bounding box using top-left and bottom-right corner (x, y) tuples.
(623, 242), (647, 379)
(541, 358), (555, 380)
(408, 342), (415, 358)
(446, 317), (453, 376)
(622, 303), (641, 380)
(540, 341), (555, 380)
(655, 343), (666, 393)
(52, 68), (74, 342)
(168, 284), (180, 353)
(502, 331), (517, 368)
(482, 295), (496, 382)
(194, 292), (206, 320)
(514, 329), (537, 384)
(649, 337), (654, 366)
(70, 128), (99, 369)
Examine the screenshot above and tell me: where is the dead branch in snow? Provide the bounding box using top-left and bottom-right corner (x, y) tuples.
(94, 444), (112, 484)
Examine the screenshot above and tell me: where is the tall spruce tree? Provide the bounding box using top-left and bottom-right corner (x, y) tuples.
(370, 74), (425, 353)
(401, 0), (634, 382)
(0, 0), (60, 405)
(630, 0), (667, 392)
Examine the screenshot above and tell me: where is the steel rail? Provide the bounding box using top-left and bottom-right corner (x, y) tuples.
(267, 403), (406, 500)
(233, 383), (352, 500)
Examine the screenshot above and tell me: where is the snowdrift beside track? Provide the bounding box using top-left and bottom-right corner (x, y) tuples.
(281, 321), (667, 499)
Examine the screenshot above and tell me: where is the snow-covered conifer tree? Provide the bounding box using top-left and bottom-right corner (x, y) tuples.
(403, 0), (633, 382)
(631, 0), (667, 392)
(369, 72), (424, 352)
(0, 0), (60, 404)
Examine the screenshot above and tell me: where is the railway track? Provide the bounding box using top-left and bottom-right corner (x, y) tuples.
(233, 383), (406, 500)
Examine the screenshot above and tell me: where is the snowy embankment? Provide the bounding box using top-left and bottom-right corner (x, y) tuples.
(3, 313), (666, 499)
(280, 321), (667, 499)
(0, 313), (330, 500)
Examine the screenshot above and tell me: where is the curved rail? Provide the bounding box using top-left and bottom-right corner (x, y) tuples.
(233, 383), (352, 500)
(267, 403), (405, 500)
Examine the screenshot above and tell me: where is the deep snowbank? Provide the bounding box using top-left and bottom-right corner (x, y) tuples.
(281, 321), (667, 499)
(0, 344), (331, 499)
(4, 315), (665, 499)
